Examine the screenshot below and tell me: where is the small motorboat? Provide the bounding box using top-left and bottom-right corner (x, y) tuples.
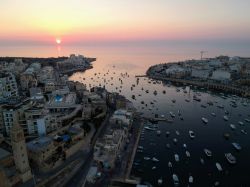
(158, 178), (163, 186)
(168, 161), (172, 168)
(211, 112), (216, 117)
(189, 175), (194, 183)
(174, 154), (179, 162)
(152, 157), (160, 162)
(189, 131), (195, 139)
(204, 149), (212, 157)
(144, 157), (151, 160)
(173, 138), (178, 144)
(202, 117), (208, 124)
(216, 162), (223, 171)
(223, 115), (229, 121)
(172, 174), (179, 186)
(238, 121), (244, 126)
(183, 144), (187, 148)
(200, 158), (205, 164)
(230, 124), (236, 130)
(170, 112), (175, 118)
(232, 142), (242, 151)
(166, 131), (170, 136)
(185, 151), (190, 157)
(225, 153), (236, 164)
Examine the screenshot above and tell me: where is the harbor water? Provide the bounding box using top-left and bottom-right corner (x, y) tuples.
(67, 46), (250, 187)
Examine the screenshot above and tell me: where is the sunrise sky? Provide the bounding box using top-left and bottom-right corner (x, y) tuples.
(0, 0), (250, 46)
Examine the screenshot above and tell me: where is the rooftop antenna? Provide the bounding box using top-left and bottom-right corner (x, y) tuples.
(200, 51), (207, 60)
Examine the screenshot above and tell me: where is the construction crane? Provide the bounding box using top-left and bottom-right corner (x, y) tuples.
(200, 51), (207, 60)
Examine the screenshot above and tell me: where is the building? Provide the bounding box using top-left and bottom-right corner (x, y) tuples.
(191, 69), (211, 79)
(211, 70), (231, 82)
(0, 73), (18, 101)
(165, 65), (190, 78)
(0, 147), (21, 187)
(37, 66), (56, 84)
(10, 117), (32, 183)
(94, 109), (132, 169)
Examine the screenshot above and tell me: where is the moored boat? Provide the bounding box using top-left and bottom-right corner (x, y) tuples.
(185, 151), (190, 157)
(152, 157), (160, 162)
(202, 117), (208, 124)
(174, 154), (179, 162)
(189, 131), (195, 139)
(172, 174), (179, 186)
(189, 175), (194, 183)
(223, 115), (229, 121)
(230, 124), (236, 130)
(173, 138), (178, 144)
(225, 153), (236, 164)
(168, 161), (172, 168)
(157, 178), (163, 186)
(170, 112), (175, 118)
(204, 149), (212, 157)
(232, 142), (241, 151)
(216, 162), (223, 171)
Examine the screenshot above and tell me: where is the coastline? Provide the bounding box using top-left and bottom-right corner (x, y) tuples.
(146, 57), (250, 98)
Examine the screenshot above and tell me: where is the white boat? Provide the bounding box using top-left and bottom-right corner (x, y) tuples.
(173, 138), (178, 144)
(175, 130), (180, 135)
(245, 118), (250, 123)
(170, 112), (175, 118)
(144, 157), (151, 160)
(166, 143), (170, 149)
(202, 117), (208, 124)
(211, 113), (216, 117)
(185, 151), (190, 157)
(152, 166), (157, 170)
(216, 162), (223, 171)
(238, 121), (244, 126)
(223, 115), (229, 121)
(168, 161), (172, 167)
(241, 129), (247, 135)
(174, 154), (179, 162)
(230, 124), (236, 130)
(200, 158), (205, 164)
(189, 175), (194, 183)
(189, 131), (195, 139)
(204, 149), (212, 157)
(158, 178), (163, 185)
(152, 157), (160, 162)
(225, 153), (236, 164)
(172, 174), (179, 186)
(157, 130), (161, 135)
(178, 110), (181, 116)
(217, 105), (224, 109)
(183, 144), (187, 148)
(232, 142), (242, 151)
(144, 127), (156, 131)
(166, 131), (170, 136)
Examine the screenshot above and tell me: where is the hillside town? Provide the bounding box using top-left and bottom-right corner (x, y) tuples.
(0, 55), (140, 187)
(147, 56), (250, 97)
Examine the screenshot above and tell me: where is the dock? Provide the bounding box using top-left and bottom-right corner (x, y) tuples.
(135, 75), (147, 78)
(124, 120), (144, 179)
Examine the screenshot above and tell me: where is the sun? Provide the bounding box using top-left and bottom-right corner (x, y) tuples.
(56, 39), (61, 44)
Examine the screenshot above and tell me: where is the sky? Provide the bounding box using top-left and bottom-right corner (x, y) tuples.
(0, 0), (250, 46)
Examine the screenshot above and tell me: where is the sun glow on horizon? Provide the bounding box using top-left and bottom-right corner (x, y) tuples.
(56, 39), (61, 44)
